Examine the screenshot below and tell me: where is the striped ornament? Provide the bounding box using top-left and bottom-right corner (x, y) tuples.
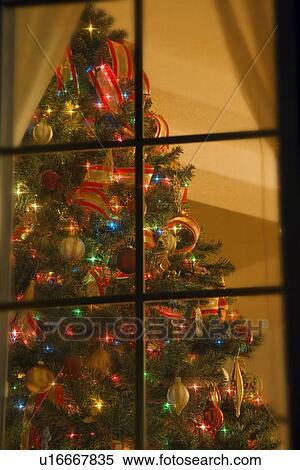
(80, 159), (114, 191)
(166, 215), (200, 254)
(115, 164), (154, 187)
(167, 377), (190, 416)
(59, 236), (85, 260)
(87, 64), (123, 113)
(75, 186), (117, 220)
(56, 47), (79, 96)
(144, 228), (156, 250)
(107, 39), (151, 95)
(152, 305), (183, 319)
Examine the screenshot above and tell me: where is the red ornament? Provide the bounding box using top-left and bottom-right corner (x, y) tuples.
(63, 356), (82, 378)
(41, 170), (61, 190)
(117, 247), (136, 274)
(203, 400), (224, 432)
(234, 324), (254, 344)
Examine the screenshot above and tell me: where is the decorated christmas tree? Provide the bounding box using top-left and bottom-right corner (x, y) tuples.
(6, 4), (277, 450)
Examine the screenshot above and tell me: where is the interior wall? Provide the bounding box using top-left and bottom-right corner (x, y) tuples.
(100, 0), (289, 447)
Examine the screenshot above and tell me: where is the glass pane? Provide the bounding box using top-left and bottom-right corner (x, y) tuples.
(12, 147), (136, 302)
(143, 138), (282, 292)
(145, 295), (289, 449)
(8, 1), (134, 147)
(144, 0), (277, 136)
(5, 302), (136, 450)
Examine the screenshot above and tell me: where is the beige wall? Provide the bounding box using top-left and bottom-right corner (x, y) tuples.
(102, 0), (289, 447)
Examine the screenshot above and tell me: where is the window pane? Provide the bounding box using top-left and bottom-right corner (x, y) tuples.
(6, 302), (136, 450)
(143, 138), (282, 292)
(11, 147), (136, 302)
(144, 0), (277, 136)
(5, 1), (134, 147)
(145, 295), (289, 449)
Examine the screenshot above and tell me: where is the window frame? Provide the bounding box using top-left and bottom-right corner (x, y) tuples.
(0, 0), (298, 450)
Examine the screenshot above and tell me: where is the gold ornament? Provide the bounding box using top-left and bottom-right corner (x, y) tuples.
(194, 306), (203, 337)
(26, 363), (54, 394)
(231, 358), (244, 418)
(167, 376), (189, 415)
(59, 235), (85, 260)
(210, 386), (221, 407)
(87, 347), (111, 376)
(32, 119), (53, 144)
(158, 230), (177, 254)
(221, 367), (230, 384)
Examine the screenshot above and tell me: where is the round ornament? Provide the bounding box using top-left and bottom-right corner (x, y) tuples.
(41, 170), (61, 190)
(59, 236), (85, 260)
(167, 376), (189, 416)
(26, 363), (54, 394)
(63, 355), (82, 378)
(32, 119), (53, 144)
(86, 347), (111, 376)
(203, 400), (224, 431)
(117, 247), (136, 274)
(234, 323), (254, 345)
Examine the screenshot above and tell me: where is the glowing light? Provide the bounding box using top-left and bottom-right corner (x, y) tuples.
(31, 201), (39, 212)
(215, 338), (224, 346)
(200, 424), (207, 431)
(85, 162), (91, 170)
(192, 384), (199, 392)
(15, 401), (25, 411)
(162, 402), (171, 412)
(221, 426), (229, 434)
(17, 372), (25, 379)
(15, 183), (27, 199)
(88, 255), (97, 264)
(72, 308), (82, 318)
(51, 381), (56, 387)
(190, 256), (196, 263)
(46, 107), (52, 115)
(106, 220), (118, 231)
(68, 432), (76, 439)
(93, 396), (104, 412)
(83, 22), (97, 39)
(111, 374), (121, 383)
(10, 327), (19, 342)
(226, 387), (233, 395)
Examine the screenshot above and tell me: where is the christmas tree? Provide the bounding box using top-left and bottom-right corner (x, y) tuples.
(6, 4), (277, 450)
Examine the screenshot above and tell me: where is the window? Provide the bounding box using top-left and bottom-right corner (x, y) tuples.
(0, 0), (298, 450)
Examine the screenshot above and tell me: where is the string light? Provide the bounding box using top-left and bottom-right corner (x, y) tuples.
(15, 183), (27, 199)
(46, 107), (52, 115)
(192, 384), (199, 392)
(31, 201), (40, 212)
(15, 400), (25, 411)
(92, 396), (104, 412)
(9, 327), (19, 342)
(72, 308), (82, 318)
(220, 425), (230, 435)
(83, 22), (96, 39)
(162, 402), (171, 412)
(88, 254), (97, 264)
